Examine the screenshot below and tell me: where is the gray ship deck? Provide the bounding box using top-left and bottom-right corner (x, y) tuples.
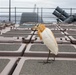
(0, 23), (76, 75)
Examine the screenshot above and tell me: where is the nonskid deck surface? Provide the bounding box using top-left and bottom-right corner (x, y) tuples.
(0, 23), (76, 75)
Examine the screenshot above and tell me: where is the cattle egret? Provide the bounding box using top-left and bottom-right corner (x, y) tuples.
(32, 24), (58, 63)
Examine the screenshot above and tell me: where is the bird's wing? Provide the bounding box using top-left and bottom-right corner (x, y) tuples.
(45, 28), (58, 47)
(41, 28), (58, 55)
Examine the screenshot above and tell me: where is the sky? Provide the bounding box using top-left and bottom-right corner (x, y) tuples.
(0, 0), (76, 8)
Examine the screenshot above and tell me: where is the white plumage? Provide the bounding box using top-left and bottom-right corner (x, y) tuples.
(40, 28), (58, 55)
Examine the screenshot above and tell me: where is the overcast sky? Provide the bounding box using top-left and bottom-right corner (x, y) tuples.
(0, 0), (76, 8)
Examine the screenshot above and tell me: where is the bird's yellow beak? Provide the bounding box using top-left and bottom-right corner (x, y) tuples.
(31, 24), (46, 32)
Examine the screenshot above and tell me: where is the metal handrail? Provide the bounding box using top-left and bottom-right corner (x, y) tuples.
(0, 7), (76, 24)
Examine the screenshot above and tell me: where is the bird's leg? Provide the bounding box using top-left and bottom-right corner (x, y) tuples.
(46, 50), (50, 63)
(46, 51), (56, 63)
(52, 55), (55, 61)
(44, 50), (55, 64)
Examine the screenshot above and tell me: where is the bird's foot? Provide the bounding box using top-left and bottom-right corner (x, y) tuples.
(52, 57), (55, 61)
(43, 59), (55, 64)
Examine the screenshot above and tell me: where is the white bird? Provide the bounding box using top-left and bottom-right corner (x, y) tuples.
(32, 24), (58, 63)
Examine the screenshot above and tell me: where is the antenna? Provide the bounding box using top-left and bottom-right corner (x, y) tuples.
(33, 4), (36, 12)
